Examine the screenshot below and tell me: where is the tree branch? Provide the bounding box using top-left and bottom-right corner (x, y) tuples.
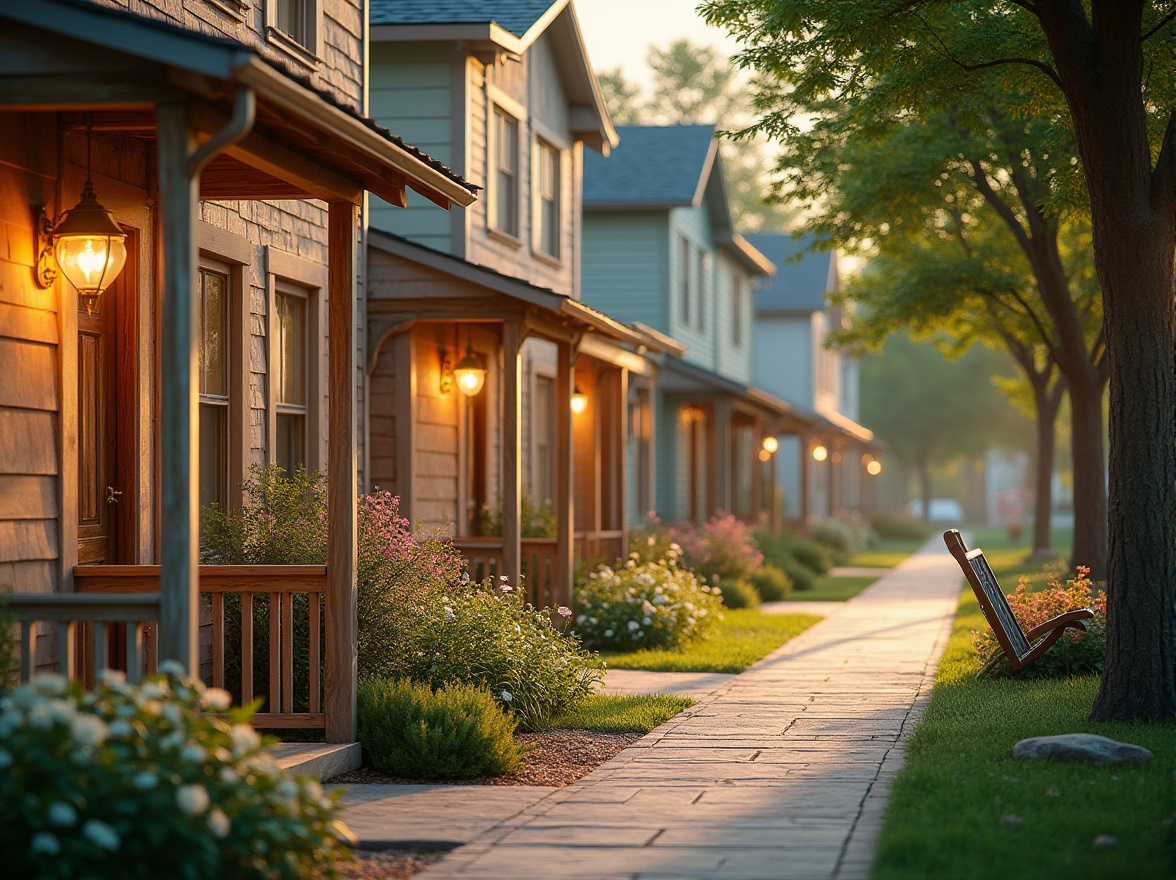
(1142, 7), (1176, 41)
(1150, 109), (1176, 212)
(914, 12), (1063, 88)
(968, 160), (1035, 255)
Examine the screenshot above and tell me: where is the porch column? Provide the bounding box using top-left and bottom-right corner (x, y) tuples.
(750, 416), (762, 521)
(616, 368), (630, 558)
(155, 101), (199, 673)
(713, 398), (733, 517)
(769, 438), (781, 531)
(798, 432), (812, 532)
(501, 319), (522, 589)
(326, 200), (358, 744)
(555, 341), (574, 608)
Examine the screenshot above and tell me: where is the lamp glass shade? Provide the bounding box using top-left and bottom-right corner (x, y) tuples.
(866, 459), (883, 476)
(53, 183), (127, 304)
(453, 348), (486, 397)
(812, 444), (829, 462)
(570, 387), (588, 414)
(761, 436), (779, 454)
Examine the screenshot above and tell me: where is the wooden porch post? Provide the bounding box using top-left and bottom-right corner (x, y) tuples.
(616, 368), (629, 558)
(713, 398), (733, 517)
(750, 416), (762, 522)
(769, 438), (780, 531)
(326, 200), (358, 744)
(501, 319), (522, 589)
(555, 341), (574, 607)
(155, 101), (199, 673)
(799, 432), (812, 532)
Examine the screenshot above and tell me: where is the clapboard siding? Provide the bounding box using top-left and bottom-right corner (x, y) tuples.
(368, 42), (454, 251)
(714, 253), (752, 383)
(580, 212), (667, 327)
(668, 204), (715, 371)
(753, 316), (816, 408)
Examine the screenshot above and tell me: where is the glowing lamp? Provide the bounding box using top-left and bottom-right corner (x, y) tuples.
(570, 386), (588, 414)
(812, 444), (828, 462)
(866, 459), (883, 476)
(761, 436), (779, 454)
(453, 345), (486, 397)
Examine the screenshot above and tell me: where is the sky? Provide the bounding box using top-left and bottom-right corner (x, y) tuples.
(573, 0), (742, 87)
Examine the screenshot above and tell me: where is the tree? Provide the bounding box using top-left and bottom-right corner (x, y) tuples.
(702, 0), (1175, 722)
(597, 67), (644, 126)
(860, 333), (1028, 518)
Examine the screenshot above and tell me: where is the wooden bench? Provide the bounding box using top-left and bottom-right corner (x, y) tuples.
(943, 529), (1094, 676)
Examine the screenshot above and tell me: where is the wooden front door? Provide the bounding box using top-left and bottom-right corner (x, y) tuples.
(76, 230), (137, 566)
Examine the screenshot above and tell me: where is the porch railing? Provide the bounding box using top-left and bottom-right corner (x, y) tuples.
(574, 530), (626, 568)
(7, 566), (330, 730)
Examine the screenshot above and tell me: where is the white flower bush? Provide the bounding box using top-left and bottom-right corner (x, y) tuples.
(0, 665), (353, 880)
(573, 546), (724, 651)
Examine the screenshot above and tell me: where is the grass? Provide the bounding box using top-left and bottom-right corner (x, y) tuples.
(599, 608), (821, 673)
(549, 693), (694, 734)
(872, 528), (1175, 880)
(789, 574), (878, 602)
(845, 538), (926, 568)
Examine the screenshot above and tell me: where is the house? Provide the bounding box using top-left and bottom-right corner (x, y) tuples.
(361, 0), (671, 606)
(1, 0), (476, 752)
(581, 124), (803, 526)
(744, 232), (880, 526)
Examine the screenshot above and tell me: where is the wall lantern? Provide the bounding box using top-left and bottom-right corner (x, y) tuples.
(439, 350), (454, 395)
(570, 386), (588, 414)
(453, 344), (486, 397)
(812, 444), (829, 462)
(866, 457), (883, 476)
(35, 120), (127, 314)
(761, 436), (779, 455)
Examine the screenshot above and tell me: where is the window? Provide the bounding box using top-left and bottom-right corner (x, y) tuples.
(199, 267), (230, 517)
(697, 250), (710, 331)
(274, 287), (307, 475)
(679, 236), (692, 325)
(536, 142), (560, 258)
(732, 271), (744, 346)
(533, 375), (555, 506)
(267, 0), (319, 57)
(492, 108), (519, 237)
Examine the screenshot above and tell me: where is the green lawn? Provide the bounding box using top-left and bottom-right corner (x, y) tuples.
(872, 528), (1175, 880)
(845, 538), (926, 568)
(788, 574), (878, 602)
(599, 608), (821, 673)
(549, 693), (694, 733)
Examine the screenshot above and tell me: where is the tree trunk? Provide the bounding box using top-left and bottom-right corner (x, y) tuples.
(1067, 375), (1108, 580)
(1040, 5), (1176, 721)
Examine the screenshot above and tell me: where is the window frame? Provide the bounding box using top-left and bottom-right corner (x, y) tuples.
(273, 283), (310, 477)
(534, 140), (561, 261)
(490, 106), (521, 240)
(197, 262), (232, 519)
(531, 373), (556, 507)
(731, 269), (744, 347)
(679, 235), (692, 327)
(265, 0), (322, 65)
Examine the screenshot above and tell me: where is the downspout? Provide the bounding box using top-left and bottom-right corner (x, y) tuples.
(188, 85), (256, 175)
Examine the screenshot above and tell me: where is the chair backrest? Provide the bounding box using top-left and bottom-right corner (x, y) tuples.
(943, 530), (1032, 663)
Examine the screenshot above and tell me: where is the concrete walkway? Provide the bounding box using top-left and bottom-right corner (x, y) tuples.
(337, 538), (963, 879)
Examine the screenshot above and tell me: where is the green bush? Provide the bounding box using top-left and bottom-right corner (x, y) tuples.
(809, 517), (873, 562)
(717, 578), (761, 609)
(574, 548), (724, 653)
(973, 566), (1107, 679)
(390, 582), (602, 730)
(788, 539), (834, 575)
(780, 559), (817, 591)
(357, 678), (527, 779)
(477, 495), (557, 538)
(755, 530), (821, 590)
(870, 513), (929, 541)
(749, 564), (792, 601)
(0, 667), (351, 880)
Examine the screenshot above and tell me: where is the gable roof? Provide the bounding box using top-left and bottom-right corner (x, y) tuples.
(743, 232), (836, 312)
(369, 0), (616, 154)
(370, 0), (558, 38)
(583, 124), (718, 209)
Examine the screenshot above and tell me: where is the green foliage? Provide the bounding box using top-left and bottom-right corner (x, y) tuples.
(0, 668), (350, 880)
(574, 549), (724, 653)
(716, 578), (761, 609)
(601, 609), (821, 674)
(672, 514), (765, 587)
(748, 564), (793, 601)
(550, 693), (695, 734)
(809, 517), (873, 564)
(357, 678), (526, 779)
(0, 594), (16, 689)
(803, 574), (878, 603)
(756, 528), (828, 582)
(973, 567), (1107, 680)
(871, 514), (930, 542)
(477, 495), (557, 539)
(390, 582), (602, 731)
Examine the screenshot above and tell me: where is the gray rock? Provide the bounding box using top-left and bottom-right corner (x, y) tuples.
(1012, 733), (1152, 765)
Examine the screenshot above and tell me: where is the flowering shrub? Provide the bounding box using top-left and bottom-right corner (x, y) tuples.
(749, 564), (793, 601)
(671, 514), (763, 587)
(387, 579), (602, 730)
(628, 518), (677, 564)
(809, 516), (873, 563)
(357, 678), (527, 779)
(574, 546), (724, 653)
(972, 566), (1107, 679)
(0, 667), (352, 880)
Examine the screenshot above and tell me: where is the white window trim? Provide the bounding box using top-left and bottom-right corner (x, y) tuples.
(532, 138), (561, 263)
(265, 0), (323, 67)
(488, 103), (522, 243)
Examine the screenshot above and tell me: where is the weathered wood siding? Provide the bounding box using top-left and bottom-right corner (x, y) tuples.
(368, 42), (454, 250)
(581, 211), (667, 328)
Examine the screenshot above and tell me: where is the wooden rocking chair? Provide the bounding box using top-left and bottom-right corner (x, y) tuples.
(943, 529), (1094, 676)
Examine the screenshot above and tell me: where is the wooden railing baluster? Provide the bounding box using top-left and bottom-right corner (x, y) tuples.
(309, 592), (321, 714)
(281, 592), (294, 715)
(212, 592), (225, 688)
(268, 592), (280, 715)
(241, 593), (253, 704)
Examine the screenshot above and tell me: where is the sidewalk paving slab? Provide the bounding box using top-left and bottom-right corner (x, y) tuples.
(337, 537), (962, 880)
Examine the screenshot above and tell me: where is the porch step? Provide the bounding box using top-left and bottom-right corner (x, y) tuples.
(270, 741), (362, 781)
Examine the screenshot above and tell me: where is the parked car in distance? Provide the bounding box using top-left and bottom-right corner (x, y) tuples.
(907, 498), (966, 522)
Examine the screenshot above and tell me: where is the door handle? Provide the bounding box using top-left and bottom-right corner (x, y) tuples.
(106, 486), (123, 504)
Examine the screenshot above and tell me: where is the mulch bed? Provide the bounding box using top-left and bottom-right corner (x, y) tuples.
(328, 729), (643, 878)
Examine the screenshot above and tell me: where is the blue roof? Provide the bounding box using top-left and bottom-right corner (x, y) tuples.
(743, 232), (833, 311)
(583, 124), (716, 207)
(369, 0), (557, 37)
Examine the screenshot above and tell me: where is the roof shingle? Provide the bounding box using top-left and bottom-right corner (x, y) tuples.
(583, 124), (716, 207)
(369, 0), (558, 38)
(743, 232), (834, 312)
